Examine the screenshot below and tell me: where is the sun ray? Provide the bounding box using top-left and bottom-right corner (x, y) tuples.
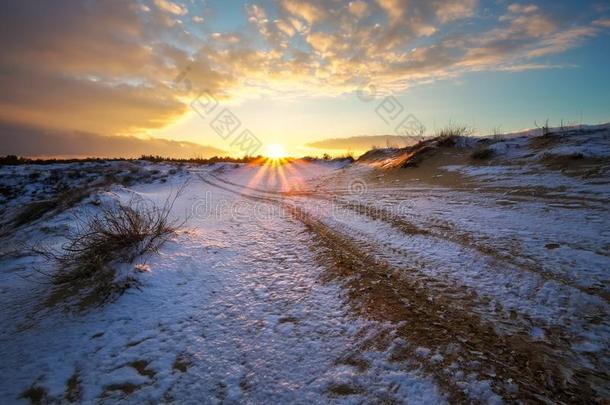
(246, 158), (272, 190)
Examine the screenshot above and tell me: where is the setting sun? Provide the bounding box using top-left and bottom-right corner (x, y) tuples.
(265, 144), (287, 160)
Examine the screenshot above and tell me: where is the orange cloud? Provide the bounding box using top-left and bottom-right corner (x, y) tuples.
(280, 0), (326, 24)
(153, 0), (187, 16)
(348, 1), (370, 18)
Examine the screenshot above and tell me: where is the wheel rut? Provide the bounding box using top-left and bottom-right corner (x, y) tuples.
(196, 171), (608, 403)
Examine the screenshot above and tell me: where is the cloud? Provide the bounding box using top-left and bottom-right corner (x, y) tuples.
(153, 0), (188, 15)
(0, 123), (225, 159)
(435, 0), (477, 22)
(526, 27), (597, 57)
(0, 0), (608, 147)
(499, 4), (556, 37)
(307, 135), (421, 151)
(493, 63), (575, 72)
(0, 67), (187, 136)
(375, 0), (406, 24)
(348, 1), (370, 18)
(452, 4), (602, 72)
(507, 4), (539, 14)
(0, 0), (227, 136)
(593, 18), (610, 27)
(279, 0), (327, 25)
(206, 0), (606, 100)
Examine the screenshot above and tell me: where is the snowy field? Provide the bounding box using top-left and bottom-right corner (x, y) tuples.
(1, 125), (609, 403)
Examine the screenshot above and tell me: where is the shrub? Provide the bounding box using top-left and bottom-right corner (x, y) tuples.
(10, 188), (92, 230)
(435, 124), (472, 147)
(334, 155), (355, 163)
(39, 187), (185, 307)
(120, 174), (135, 185)
(542, 119), (550, 136)
(0, 185), (13, 198)
(471, 148), (494, 160)
(67, 171), (83, 179)
(0, 155), (24, 166)
(47, 170), (62, 184)
(535, 119), (551, 136)
(13, 200), (59, 227)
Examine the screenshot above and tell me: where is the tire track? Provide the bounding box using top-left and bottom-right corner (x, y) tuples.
(196, 171), (608, 403)
(208, 171), (608, 302)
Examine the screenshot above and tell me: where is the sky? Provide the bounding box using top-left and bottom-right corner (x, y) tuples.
(0, 0), (609, 158)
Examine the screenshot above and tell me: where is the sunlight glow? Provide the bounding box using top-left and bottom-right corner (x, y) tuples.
(265, 144), (287, 160)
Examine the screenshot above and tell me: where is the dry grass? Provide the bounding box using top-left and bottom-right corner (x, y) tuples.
(10, 189), (91, 229)
(471, 147), (494, 160)
(38, 186), (186, 308)
(65, 372), (83, 403)
(399, 125), (473, 167)
(435, 124), (472, 142)
(20, 386), (48, 405)
(358, 124), (475, 168)
(173, 353), (193, 373)
(12, 199), (59, 227)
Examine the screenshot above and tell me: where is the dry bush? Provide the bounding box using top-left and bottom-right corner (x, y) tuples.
(541, 119), (550, 136)
(38, 185), (186, 308)
(396, 125), (472, 167)
(12, 199), (59, 227)
(8, 188), (91, 230)
(471, 147), (494, 160)
(434, 124), (473, 146)
(333, 152), (355, 163)
(358, 126), (471, 167)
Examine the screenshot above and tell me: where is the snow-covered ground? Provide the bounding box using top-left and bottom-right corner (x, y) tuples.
(1, 125), (609, 403)
(0, 162), (445, 404)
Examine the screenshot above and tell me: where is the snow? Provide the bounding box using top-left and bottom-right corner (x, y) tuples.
(0, 162), (444, 404)
(1, 125), (609, 403)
